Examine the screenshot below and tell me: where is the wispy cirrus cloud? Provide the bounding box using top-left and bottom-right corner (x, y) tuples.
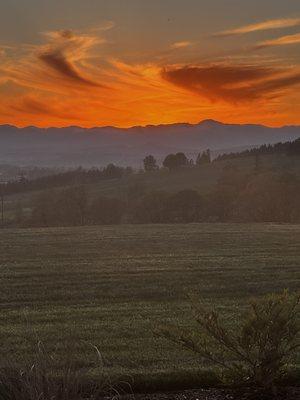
(89, 20), (115, 33)
(0, 28), (111, 95)
(10, 94), (85, 121)
(38, 51), (102, 88)
(0, 45), (14, 58)
(214, 17), (300, 37)
(162, 64), (300, 103)
(254, 32), (300, 50)
(0, 24), (300, 127)
(170, 41), (193, 49)
(37, 29), (107, 88)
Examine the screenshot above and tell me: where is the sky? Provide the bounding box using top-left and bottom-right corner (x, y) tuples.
(0, 0), (300, 128)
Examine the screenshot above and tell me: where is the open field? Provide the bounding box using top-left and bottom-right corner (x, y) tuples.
(0, 224), (299, 389)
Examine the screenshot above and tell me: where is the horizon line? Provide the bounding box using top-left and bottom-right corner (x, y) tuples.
(1, 119), (300, 131)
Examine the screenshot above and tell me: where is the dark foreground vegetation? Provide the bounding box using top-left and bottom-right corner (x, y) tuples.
(0, 224), (299, 398)
(160, 291), (299, 399)
(0, 291), (298, 400)
(0, 343), (116, 400)
(1, 138), (300, 227)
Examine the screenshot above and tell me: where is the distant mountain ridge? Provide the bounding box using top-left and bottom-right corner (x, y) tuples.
(0, 120), (299, 167)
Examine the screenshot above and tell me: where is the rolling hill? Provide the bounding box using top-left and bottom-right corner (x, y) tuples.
(3, 149), (300, 225)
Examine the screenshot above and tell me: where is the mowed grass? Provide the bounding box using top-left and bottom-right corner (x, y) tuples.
(0, 224), (299, 387)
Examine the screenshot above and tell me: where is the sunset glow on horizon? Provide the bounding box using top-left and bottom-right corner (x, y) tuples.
(1, 0), (300, 128)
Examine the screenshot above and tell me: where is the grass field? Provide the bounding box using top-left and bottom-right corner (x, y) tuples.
(0, 223), (299, 389)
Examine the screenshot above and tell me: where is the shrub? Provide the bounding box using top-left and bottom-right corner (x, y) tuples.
(159, 291), (299, 396)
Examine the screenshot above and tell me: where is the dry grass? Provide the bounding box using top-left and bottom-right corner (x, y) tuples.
(0, 340), (123, 400)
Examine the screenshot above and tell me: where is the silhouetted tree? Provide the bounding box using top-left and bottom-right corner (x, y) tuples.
(216, 138), (300, 162)
(143, 155), (158, 172)
(103, 164), (123, 179)
(163, 152), (188, 170)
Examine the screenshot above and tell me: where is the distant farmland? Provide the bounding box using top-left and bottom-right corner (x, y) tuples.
(0, 224), (299, 388)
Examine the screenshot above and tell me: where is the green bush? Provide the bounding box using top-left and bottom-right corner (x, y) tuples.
(159, 291), (299, 395)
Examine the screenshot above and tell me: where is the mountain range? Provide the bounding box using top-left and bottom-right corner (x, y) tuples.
(0, 120), (299, 167)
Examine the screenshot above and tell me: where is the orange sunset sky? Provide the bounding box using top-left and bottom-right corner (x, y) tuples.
(0, 0), (300, 128)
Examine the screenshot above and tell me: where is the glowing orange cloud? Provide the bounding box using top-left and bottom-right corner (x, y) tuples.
(215, 17), (300, 37)
(171, 41), (193, 49)
(254, 32), (300, 49)
(0, 27), (300, 128)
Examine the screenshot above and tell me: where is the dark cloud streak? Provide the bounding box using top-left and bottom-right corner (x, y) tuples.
(162, 65), (300, 102)
(11, 96), (84, 120)
(39, 51), (106, 88)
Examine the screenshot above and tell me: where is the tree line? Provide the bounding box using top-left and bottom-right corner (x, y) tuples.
(1, 138), (299, 197)
(17, 167), (300, 227)
(1, 151), (212, 196)
(144, 150), (211, 171)
(0, 164), (133, 196)
(2, 137), (300, 227)
(132, 168), (300, 224)
(215, 138), (300, 161)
